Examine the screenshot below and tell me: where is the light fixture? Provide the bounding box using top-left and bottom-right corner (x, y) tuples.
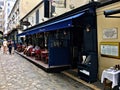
(89, 0), (98, 2)
(20, 21), (32, 26)
(41, 18), (45, 21)
(69, 4), (75, 9)
(86, 25), (91, 32)
(52, 12), (57, 17)
(63, 31), (67, 35)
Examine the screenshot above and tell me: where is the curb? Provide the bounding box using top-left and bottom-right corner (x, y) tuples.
(62, 71), (101, 90)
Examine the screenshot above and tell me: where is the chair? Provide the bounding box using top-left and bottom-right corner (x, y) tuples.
(45, 54), (49, 64)
(16, 44), (22, 52)
(41, 49), (48, 63)
(26, 48), (33, 56)
(118, 72), (120, 89)
(103, 78), (112, 90)
(21, 45), (26, 52)
(29, 48), (36, 57)
(35, 50), (41, 60)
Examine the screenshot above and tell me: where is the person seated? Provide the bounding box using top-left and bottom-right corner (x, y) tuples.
(21, 44), (27, 52)
(23, 44), (33, 55)
(16, 43), (22, 52)
(31, 45), (40, 55)
(34, 45), (41, 60)
(35, 45), (40, 50)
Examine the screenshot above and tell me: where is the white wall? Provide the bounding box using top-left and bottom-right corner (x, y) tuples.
(4, 0), (16, 34)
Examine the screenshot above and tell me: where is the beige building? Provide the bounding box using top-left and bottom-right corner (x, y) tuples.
(19, 0), (42, 19)
(96, 1), (120, 79)
(21, 0), (91, 29)
(8, 0), (42, 31)
(7, 0), (42, 41)
(0, 6), (3, 34)
(0, 1), (4, 36)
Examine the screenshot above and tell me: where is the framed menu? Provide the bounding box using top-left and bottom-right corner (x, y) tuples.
(100, 42), (120, 58)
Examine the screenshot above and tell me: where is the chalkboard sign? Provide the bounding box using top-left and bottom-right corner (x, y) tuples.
(100, 42), (120, 58)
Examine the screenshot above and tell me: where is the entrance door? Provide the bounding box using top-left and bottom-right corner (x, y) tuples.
(48, 39), (70, 67)
(70, 27), (83, 68)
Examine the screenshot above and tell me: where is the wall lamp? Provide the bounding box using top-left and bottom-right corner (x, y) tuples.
(20, 21), (32, 26)
(86, 24), (91, 32)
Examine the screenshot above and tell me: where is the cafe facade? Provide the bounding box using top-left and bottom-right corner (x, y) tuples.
(17, 0), (120, 81)
(18, 1), (98, 75)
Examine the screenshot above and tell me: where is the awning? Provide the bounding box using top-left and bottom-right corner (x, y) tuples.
(17, 12), (85, 36)
(104, 8), (120, 18)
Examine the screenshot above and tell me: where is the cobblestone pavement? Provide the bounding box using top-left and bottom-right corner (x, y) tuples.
(0, 49), (92, 90)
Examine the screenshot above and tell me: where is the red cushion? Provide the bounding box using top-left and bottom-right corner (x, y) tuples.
(35, 50), (41, 54)
(28, 48), (33, 53)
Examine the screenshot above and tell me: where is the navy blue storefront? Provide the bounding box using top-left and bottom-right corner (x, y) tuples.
(17, 2), (98, 78)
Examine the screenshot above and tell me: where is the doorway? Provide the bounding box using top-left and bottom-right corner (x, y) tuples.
(70, 27), (83, 68)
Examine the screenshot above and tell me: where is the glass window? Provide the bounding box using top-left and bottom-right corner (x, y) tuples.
(36, 9), (39, 24)
(8, 3), (10, 6)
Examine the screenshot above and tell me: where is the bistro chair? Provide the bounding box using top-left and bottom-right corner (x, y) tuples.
(29, 48), (36, 57)
(41, 49), (48, 63)
(117, 72), (120, 89)
(16, 44), (22, 52)
(21, 45), (26, 52)
(103, 78), (112, 90)
(26, 48), (33, 56)
(35, 49), (41, 60)
(45, 54), (48, 64)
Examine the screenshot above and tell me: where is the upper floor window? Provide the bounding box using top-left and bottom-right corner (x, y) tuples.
(7, 9), (10, 13)
(8, 3), (10, 6)
(36, 9), (39, 24)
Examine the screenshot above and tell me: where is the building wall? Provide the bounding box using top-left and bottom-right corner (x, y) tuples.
(20, 0), (42, 19)
(0, 1), (4, 33)
(0, 7), (4, 33)
(23, 1), (44, 29)
(32, 3), (44, 26)
(7, 0), (43, 41)
(22, 0), (90, 29)
(51, 0), (90, 17)
(96, 1), (120, 79)
(4, 0), (16, 34)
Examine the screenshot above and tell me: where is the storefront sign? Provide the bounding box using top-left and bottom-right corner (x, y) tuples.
(103, 28), (118, 39)
(51, 0), (66, 8)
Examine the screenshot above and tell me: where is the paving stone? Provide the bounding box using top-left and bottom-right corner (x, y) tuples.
(0, 49), (92, 90)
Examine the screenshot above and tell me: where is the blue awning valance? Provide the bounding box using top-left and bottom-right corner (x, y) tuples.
(17, 12), (85, 36)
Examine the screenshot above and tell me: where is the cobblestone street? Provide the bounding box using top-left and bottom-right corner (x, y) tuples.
(0, 49), (92, 90)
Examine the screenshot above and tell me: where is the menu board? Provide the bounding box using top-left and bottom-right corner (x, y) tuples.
(100, 42), (120, 58)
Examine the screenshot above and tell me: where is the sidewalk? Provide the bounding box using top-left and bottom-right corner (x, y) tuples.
(62, 70), (103, 90)
(0, 48), (93, 90)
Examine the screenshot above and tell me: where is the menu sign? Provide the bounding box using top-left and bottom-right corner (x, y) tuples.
(100, 42), (120, 58)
